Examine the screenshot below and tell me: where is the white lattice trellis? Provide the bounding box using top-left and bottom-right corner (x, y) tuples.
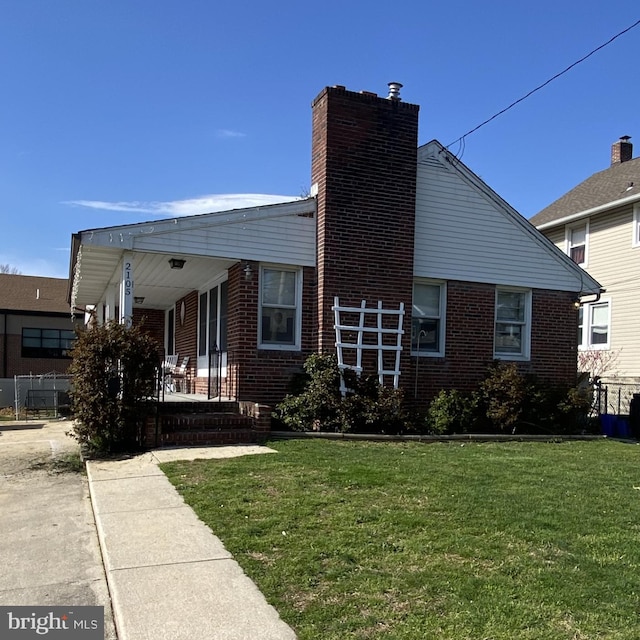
(332, 297), (405, 396)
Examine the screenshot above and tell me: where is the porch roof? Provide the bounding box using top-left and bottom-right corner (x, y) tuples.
(69, 199), (317, 311)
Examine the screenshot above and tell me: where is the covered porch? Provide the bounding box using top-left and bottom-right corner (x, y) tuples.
(68, 199), (317, 407)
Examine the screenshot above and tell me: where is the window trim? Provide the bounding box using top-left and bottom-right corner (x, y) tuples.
(258, 265), (302, 351)
(578, 298), (611, 351)
(494, 287), (532, 361)
(411, 280), (446, 357)
(565, 221), (589, 267)
(632, 204), (640, 248)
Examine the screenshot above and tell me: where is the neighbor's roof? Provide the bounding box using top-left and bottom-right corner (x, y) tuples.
(531, 156), (640, 228)
(0, 274), (70, 314)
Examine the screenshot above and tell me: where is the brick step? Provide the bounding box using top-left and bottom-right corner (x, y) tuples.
(160, 412), (253, 431)
(160, 429), (257, 446)
(155, 401), (239, 415)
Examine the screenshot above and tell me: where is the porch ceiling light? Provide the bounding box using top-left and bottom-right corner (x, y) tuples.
(169, 258), (186, 270)
(243, 262), (253, 281)
(134, 296), (145, 304)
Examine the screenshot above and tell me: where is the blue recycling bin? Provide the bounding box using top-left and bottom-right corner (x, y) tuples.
(600, 414), (616, 437)
(616, 417), (631, 438)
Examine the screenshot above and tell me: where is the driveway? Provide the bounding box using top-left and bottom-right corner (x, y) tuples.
(0, 418), (116, 639)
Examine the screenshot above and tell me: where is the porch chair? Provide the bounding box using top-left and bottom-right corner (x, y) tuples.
(170, 356), (190, 394)
(161, 354), (179, 393)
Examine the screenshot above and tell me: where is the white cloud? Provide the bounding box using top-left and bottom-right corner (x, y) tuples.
(216, 129), (246, 138)
(63, 193), (300, 216)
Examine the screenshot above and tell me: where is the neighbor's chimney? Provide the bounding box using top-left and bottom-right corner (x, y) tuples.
(611, 136), (632, 165)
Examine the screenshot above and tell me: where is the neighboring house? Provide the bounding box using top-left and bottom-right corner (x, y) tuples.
(531, 136), (639, 383)
(68, 84), (600, 409)
(0, 274), (80, 377)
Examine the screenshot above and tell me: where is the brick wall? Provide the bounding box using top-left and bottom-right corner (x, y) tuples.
(404, 282), (580, 408)
(311, 86), (419, 386)
(198, 261), (315, 404)
(174, 291), (198, 383)
(132, 308), (165, 360)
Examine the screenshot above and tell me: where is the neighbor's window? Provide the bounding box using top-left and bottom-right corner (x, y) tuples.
(566, 223), (588, 266)
(494, 288), (531, 359)
(633, 204), (640, 247)
(259, 267), (301, 349)
(411, 281), (445, 356)
(22, 328), (76, 359)
(579, 300), (610, 349)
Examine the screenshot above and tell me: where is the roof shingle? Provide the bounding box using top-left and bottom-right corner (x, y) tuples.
(0, 274), (70, 314)
(530, 156), (640, 227)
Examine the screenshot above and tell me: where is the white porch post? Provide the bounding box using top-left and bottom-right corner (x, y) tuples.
(119, 252), (134, 327)
(95, 302), (105, 325)
(105, 285), (116, 322)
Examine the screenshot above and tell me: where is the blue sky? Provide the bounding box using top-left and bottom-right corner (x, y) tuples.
(1, 1), (639, 278)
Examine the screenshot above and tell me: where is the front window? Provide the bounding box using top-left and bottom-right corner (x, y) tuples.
(566, 223), (588, 266)
(22, 328), (76, 358)
(259, 267), (300, 349)
(579, 300), (610, 349)
(411, 281), (445, 356)
(494, 288), (531, 359)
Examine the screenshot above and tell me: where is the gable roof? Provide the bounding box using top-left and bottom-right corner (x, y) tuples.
(415, 140), (602, 295)
(0, 274), (70, 314)
(531, 156), (640, 229)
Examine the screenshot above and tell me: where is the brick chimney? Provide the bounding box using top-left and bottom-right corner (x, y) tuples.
(611, 136), (632, 165)
(311, 84), (420, 356)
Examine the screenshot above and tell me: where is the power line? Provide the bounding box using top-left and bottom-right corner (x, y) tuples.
(447, 18), (640, 151)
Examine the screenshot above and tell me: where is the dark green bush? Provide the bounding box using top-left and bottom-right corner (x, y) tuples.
(68, 321), (159, 455)
(275, 353), (411, 433)
(426, 389), (480, 434)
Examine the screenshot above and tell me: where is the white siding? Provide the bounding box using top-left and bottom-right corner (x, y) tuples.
(131, 215), (316, 266)
(414, 152), (592, 292)
(579, 207), (640, 378)
(82, 210), (316, 266)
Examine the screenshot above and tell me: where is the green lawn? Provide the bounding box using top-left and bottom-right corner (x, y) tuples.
(162, 439), (640, 639)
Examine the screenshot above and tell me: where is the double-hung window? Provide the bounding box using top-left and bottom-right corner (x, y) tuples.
(578, 300), (610, 349)
(494, 288), (531, 359)
(259, 266), (301, 349)
(411, 281), (445, 356)
(566, 223), (588, 266)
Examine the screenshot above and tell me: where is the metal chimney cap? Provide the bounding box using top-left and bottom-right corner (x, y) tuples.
(387, 82), (403, 100)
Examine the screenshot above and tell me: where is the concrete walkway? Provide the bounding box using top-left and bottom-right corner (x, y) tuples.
(87, 445), (297, 640)
(0, 419), (117, 639)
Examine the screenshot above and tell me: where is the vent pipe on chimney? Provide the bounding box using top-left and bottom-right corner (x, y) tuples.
(387, 82), (403, 101)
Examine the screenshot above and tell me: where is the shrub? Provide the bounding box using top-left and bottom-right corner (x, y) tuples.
(479, 361), (528, 433)
(68, 321), (160, 455)
(426, 389), (480, 434)
(275, 353), (411, 433)
(275, 353), (343, 431)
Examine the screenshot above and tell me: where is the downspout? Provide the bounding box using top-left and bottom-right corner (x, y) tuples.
(2, 311), (7, 378)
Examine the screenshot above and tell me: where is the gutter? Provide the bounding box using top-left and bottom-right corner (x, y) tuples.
(536, 192), (640, 231)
